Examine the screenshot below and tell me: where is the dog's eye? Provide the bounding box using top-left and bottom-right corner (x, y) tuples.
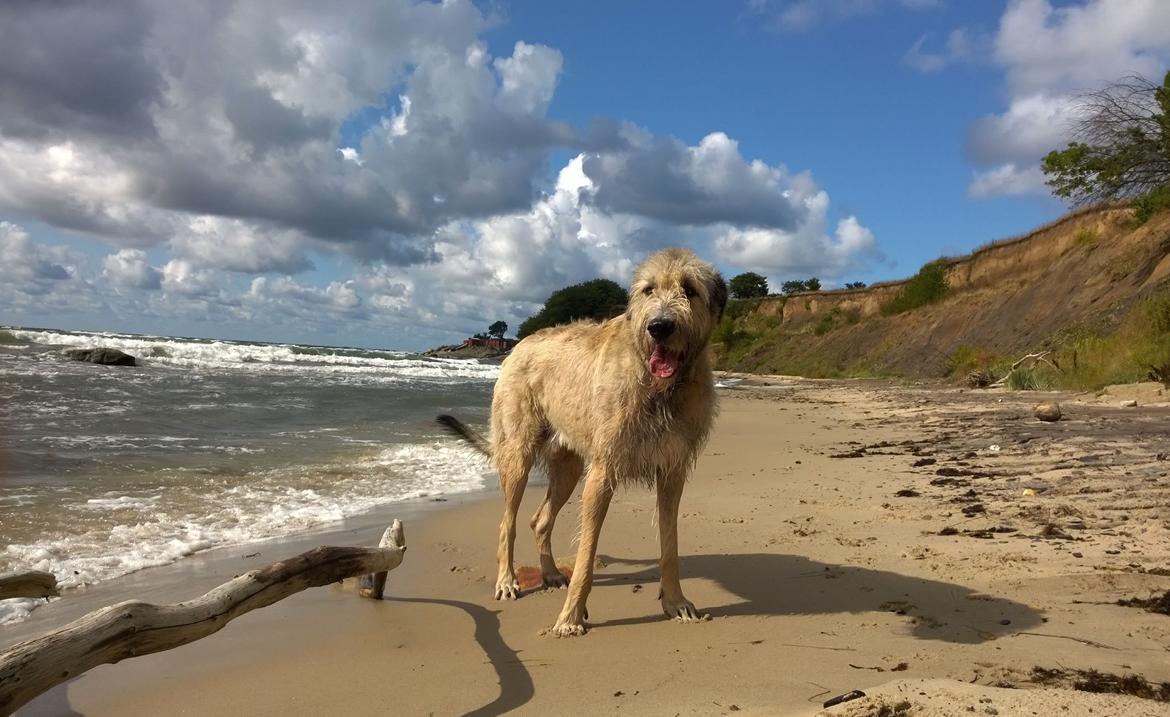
(683, 284), (698, 299)
(642, 285), (654, 296)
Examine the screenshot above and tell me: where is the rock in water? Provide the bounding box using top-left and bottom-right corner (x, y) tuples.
(1033, 402), (1061, 422)
(64, 348), (137, 366)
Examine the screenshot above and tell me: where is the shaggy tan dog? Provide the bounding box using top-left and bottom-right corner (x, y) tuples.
(439, 247), (726, 636)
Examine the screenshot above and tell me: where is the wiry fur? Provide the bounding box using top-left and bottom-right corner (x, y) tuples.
(442, 248), (727, 637)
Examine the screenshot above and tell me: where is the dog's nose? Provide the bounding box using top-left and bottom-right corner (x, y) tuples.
(647, 318), (676, 340)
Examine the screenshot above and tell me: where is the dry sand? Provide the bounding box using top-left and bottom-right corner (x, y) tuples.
(7, 378), (1170, 716)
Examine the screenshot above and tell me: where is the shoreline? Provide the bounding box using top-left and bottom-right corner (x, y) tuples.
(0, 484), (501, 646)
(8, 380), (1170, 716)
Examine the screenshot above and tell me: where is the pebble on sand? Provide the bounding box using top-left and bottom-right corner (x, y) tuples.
(1033, 402), (1061, 422)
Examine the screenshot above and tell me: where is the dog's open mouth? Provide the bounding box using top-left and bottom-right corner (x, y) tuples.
(649, 344), (680, 379)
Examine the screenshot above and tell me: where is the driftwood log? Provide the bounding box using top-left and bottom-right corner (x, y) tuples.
(0, 520), (405, 716)
(0, 572), (59, 600)
(990, 350), (1061, 387)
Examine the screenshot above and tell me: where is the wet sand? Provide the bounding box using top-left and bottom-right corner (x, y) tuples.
(8, 378), (1170, 716)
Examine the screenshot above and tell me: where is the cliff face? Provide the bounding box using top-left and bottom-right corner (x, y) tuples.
(719, 207), (1170, 378)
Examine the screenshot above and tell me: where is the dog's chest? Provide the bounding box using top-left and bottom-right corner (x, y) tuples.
(610, 393), (710, 480)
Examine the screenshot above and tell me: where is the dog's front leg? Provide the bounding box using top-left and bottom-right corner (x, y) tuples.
(656, 473), (702, 622)
(550, 464), (613, 637)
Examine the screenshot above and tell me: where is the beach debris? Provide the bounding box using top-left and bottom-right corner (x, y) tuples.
(1030, 666), (1170, 702)
(894, 488), (920, 498)
(515, 564), (572, 592)
(1039, 523), (1074, 540)
(912, 457), (937, 467)
(0, 520), (408, 716)
(822, 690), (866, 708)
(963, 526), (1018, 539)
(1022, 488), (1036, 497)
(1116, 590), (1170, 616)
(1120, 399), (1138, 407)
(64, 347), (137, 366)
(0, 571), (59, 600)
(966, 368), (995, 388)
(847, 662), (909, 673)
(359, 521), (408, 600)
(989, 350), (1060, 389)
(1033, 402), (1062, 422)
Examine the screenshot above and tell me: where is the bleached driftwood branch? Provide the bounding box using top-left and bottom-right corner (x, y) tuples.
(0, 520), (405, 716)
(990, 350), (1061, 387)
(0, 572), (58, 600)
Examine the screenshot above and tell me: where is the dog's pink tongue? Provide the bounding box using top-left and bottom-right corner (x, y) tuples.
(649, 346), (678, 378)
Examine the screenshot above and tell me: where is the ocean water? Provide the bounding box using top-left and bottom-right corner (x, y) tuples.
(0, 326), (496, 624)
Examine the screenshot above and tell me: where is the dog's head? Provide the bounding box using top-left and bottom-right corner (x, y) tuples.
(626, 248), (727, 383)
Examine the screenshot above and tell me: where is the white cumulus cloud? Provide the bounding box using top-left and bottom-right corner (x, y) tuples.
(0, 1), (884, 346)
(965, 0), (1170, 198)
(103, 249), (161, 290)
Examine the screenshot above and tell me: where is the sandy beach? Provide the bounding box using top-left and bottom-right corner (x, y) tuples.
(7, 378), (1170, 716)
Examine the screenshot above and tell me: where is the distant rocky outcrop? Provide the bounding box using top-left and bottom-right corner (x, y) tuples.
(65, 348), (137, 366)
(423, 344), (510, 361)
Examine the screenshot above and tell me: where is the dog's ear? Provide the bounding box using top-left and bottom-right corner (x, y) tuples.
(708, 272), (728, 320)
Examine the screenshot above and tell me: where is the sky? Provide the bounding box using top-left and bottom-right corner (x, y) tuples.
(2, 0), (1169, 351)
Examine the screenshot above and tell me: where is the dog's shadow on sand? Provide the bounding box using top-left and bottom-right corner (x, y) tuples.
(592, 553), (1045, 643)
(389, 596), (534, 717)
(387, 554), (1044, 716)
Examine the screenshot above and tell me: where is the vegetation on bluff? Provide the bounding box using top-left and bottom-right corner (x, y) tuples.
(713, 72), (1170, 390)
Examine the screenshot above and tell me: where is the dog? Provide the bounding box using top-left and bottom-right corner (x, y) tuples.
(439, 247), (727, 636)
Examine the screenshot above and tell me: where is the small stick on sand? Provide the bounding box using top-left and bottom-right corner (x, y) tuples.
(0, 521), (406, 716)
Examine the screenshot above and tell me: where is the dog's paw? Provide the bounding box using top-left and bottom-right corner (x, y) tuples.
(494, 578), (521, 600)
(542, 571), (570, 589)
(548, 620), (588, 637)
(662, 597), (708, 623)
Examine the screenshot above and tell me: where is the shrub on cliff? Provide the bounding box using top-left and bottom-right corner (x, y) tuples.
(880, 260), (950, 316)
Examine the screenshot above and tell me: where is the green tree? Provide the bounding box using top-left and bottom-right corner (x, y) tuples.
(517, 279), (627, 339)
(487, 320), (508, 339)
(781, 280), (807, 295)
(728, 271), (768, 299)
(1042, 72), (1170, 206)
(844, 281), (867, 290)
(804, 277), (821, 291)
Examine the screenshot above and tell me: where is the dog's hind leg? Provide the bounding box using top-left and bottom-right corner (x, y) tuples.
(656, 472), (703, 622)
(530, 449), (583, 588)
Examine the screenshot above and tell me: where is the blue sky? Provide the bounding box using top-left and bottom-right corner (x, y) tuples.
(1, 1), (1167, 350)
(488, 1), (1060, 274)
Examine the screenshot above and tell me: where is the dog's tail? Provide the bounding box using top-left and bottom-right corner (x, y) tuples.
(436, 414), (491, 459)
